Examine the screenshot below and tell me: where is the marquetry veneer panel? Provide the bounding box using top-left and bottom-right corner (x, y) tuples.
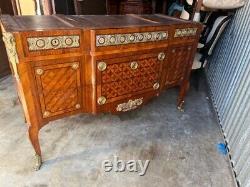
(165, 45), (193, 86)
(34, 62), (82, 118)
(97, 53), (163, 102)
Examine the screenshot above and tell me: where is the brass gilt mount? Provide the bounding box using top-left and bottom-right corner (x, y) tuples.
(27, 35), (80, 51)
(2, 32), (20, 80)
(34, 154), (42, 171)
(116, 98), (143, 112)
(2, 32), (19, 64)
(96, 31), (168, 47)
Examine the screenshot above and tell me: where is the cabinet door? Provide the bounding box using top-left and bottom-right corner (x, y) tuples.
(165, 45), (192, 86)
(34, 62), (82, 118)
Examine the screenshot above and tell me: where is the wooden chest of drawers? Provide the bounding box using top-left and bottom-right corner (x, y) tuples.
(0, 14), (202, 170)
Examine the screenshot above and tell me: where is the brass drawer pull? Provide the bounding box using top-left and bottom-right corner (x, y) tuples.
(158, 52), (166, 61)
(75, 104), (81, 109)
(36, 68), (44, 75)
(97, 61), (107, 71)
(43, 111), (50, 118)
(153, 82), (160, 90)
(130, 61), (138, 70)
(72, 63), (79, 70)
(97, 96), (107, 105)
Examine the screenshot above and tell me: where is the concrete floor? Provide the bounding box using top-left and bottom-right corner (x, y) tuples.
(0, 75), (235, 187)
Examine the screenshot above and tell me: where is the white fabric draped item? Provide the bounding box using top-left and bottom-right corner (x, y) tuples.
(203, 0), (245, 9)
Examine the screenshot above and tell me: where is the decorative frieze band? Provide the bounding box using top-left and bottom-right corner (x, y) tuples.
(96, 31), (168, 47)
(27, 35), (80, 51)
(174, 28), (197, 38)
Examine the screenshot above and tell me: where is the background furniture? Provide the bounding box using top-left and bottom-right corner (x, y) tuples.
(192, 14), (232, 89)
(74, 0), (106, 15)
(0, 0), (15, 78)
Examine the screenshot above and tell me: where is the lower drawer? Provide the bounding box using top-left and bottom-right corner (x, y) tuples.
(97, 91), (158, 113)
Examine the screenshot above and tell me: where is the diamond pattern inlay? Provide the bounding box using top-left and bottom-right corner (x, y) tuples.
(100, 56), (161, 99)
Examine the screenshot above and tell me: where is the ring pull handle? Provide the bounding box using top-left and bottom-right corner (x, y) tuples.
(72, 63), (79, 70)
(158, 52), (166, 61)
(153, 82), (160, 90)
(130, 61), (139, 70)
(97, 61), (107, 71)
(97, 96), (107, 105)
(36, 68), (44, 75)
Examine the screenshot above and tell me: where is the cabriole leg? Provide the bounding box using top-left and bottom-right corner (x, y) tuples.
(28, 126), (42, 170)
(177, 81), (190, 112)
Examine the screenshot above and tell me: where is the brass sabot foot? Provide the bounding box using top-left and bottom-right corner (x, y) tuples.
(177, 101), (185, 112)
(34, 154), (42, 171)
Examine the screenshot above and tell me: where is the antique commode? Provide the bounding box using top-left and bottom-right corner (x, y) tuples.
(0, 14), (202, 170)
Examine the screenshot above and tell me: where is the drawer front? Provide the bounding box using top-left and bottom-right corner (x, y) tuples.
(96, 31), (168, 47)
(96, 52), (166, 105)
(97, 91), (158, 113)
(174, 27), (198, 39)
(21, 30), (82, 57)
(34, 61), (82, 118)
(165, 45), (193, 86)
(91, 26), (170, 52)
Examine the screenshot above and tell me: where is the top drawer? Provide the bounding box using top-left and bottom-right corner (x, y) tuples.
(171, 25), (199, 42)
(91, 26), (170, 52)
(21, 30), (82, 57)
(96, 31), (168, 47)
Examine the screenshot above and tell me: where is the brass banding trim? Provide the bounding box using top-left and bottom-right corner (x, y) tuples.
(116, 98), (143, 112)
